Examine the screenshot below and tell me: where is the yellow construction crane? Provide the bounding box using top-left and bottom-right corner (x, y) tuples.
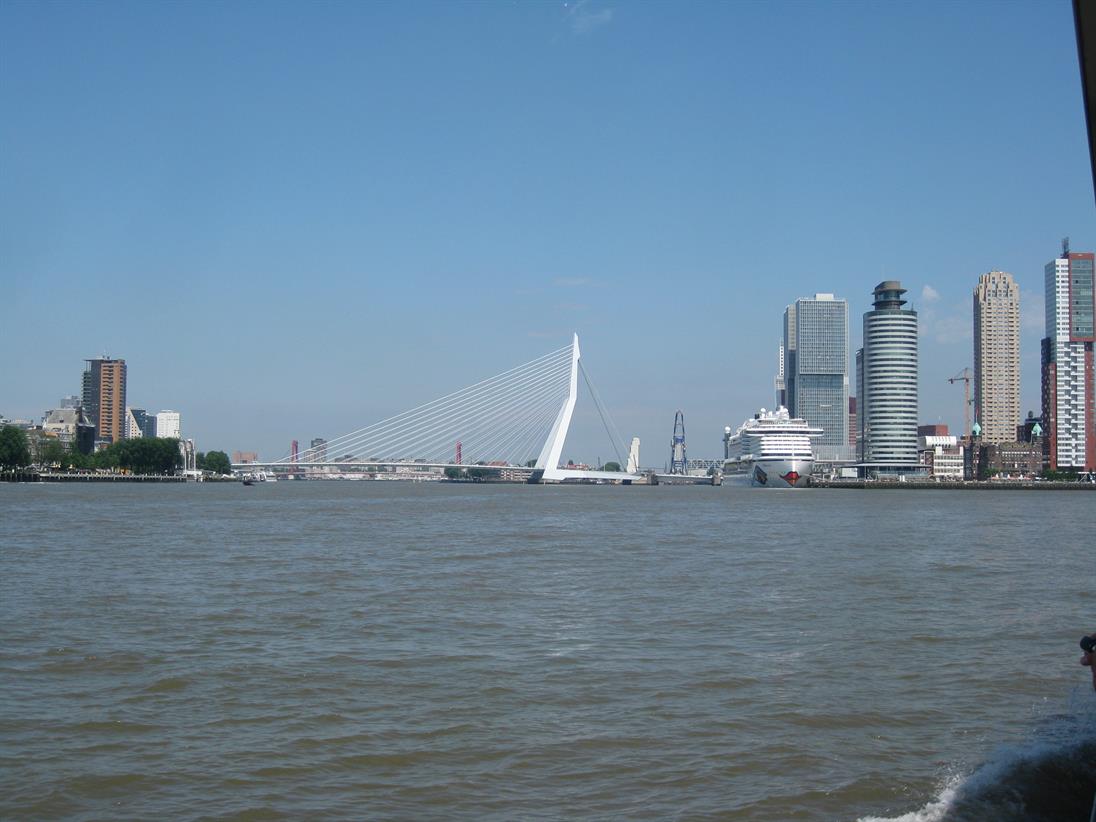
(948, 368), (973, 440)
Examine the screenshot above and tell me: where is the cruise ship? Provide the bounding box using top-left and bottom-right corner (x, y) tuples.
(723, 406), (821, 488)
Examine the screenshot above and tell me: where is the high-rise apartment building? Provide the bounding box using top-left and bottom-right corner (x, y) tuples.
(786, 294), (849, 451)
(973, 271), (1020, 444)
(857, 281), (920, 476)
(155, 410), (181, 439)
(1041, 245), (1095, 470)
(309, 438), (328, 463)
(81, 357), (127, 445)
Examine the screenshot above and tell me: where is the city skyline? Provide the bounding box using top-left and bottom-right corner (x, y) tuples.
(1, 2), (1094, 461)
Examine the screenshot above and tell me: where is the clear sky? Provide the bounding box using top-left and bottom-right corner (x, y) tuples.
(2, 0), (1094, 465)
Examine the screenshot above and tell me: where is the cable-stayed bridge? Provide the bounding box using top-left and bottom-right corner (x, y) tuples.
(234, 334), (642, 483)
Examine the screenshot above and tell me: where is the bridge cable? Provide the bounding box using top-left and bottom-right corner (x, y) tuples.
(579, 360), (627, 468)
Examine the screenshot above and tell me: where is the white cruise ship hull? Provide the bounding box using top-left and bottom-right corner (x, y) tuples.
(724, 458), (812, 488)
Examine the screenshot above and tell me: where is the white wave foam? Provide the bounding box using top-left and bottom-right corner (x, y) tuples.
(856, 783), (958, 822)
(857, 691), (1096, 822)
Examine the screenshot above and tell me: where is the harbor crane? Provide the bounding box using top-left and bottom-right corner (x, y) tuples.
(947, 368), (973, 440)
(669, 411), (687, 474)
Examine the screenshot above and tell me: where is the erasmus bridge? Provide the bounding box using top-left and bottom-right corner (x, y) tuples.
(233, 334), (642, 483)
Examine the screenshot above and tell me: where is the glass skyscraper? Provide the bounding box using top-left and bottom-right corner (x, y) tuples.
(788, 294), (849, 450)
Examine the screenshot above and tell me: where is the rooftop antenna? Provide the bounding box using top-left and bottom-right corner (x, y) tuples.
(1062, 236), (1071, 257)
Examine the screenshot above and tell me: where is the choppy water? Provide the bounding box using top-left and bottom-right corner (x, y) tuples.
(2, 483), (1094, 821)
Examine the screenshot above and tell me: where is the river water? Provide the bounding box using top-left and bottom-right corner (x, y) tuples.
(2, 482), (1094, 821)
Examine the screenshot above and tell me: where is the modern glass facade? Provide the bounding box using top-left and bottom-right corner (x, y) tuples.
(1042, 251), (1096, 470)
(791, 295), (848, 448)
(783, 305), (797, 416)
(1071, 257), (1094, 340)
(861, 282), (919, 471)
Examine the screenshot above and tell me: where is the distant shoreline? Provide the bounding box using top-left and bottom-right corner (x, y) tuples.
(812, 479), (1096, 491)
(4, 471), (1095, 490)
(0, 471), (219, 483)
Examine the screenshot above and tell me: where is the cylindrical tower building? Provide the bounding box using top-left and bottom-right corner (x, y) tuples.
(861, 281), (919, 474)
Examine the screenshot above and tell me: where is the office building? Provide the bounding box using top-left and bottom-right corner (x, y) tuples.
(976, 441), (1043, 479)
(855, 350), (864, 460)
(155, 410), (181, 439)
(848, 397), (857, 448)
(125, 408), (156, 439)
(309, 438), (328, 463)
(1041, 245), (1095, 471)
(81, 357), (127, 445)
(857, 281), (921, 476)
(774, 343), (786, 408)
(917, 432), (964, 481)
(917, 424), (949, 437)
(783, 305), (796, 415)
(973, 271), (1020, 444)
(787, 293), (849, 451)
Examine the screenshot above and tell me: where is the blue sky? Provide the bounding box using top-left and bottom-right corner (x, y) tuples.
(2, 0), (1094, 464)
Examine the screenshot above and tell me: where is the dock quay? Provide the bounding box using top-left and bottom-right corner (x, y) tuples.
(812, 479), (1096, 491)
(2, 471), (188, 483)
(650, 472), (722, 486)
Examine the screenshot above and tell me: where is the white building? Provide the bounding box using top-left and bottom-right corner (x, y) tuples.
(1042, 248), (1095, 471)
(156, 410), (181, 439)
(917, 434), (964, 481)
(125, 408), (143, 439)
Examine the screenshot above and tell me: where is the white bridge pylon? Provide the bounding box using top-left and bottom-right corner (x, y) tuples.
(536, 333), (581, 481)
(239, 333), (640, 483)
(533, 333), (638, 482)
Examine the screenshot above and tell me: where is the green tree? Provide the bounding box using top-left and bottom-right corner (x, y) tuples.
(444, 466), (465, 479)
(203, 450), (231, 475)
(37, 438), (68, 467)
(0, 426), (31, 469)
(66, 442), (90, 470)
(525, 459), (537, 468)
(1042, 469), (1079, 481)
(95, 437), (182, 474)
(603, 461), (622, 472)
(466, 467), (490, 481)
(195, 452), (206, 470)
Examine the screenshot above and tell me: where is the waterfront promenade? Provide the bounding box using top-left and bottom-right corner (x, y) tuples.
(813, 478), (1096, 490)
